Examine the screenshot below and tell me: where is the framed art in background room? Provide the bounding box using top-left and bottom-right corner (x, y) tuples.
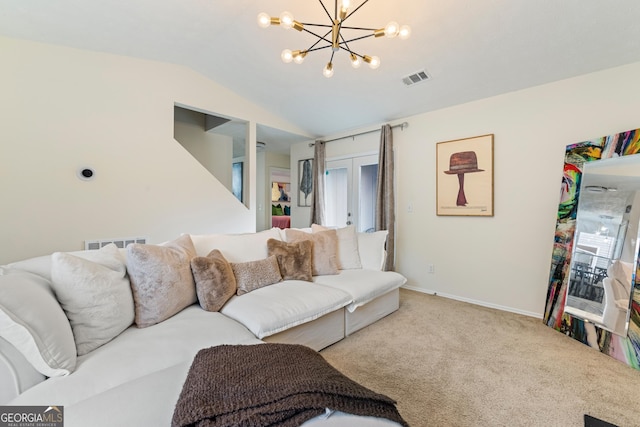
(298, 158), (313, 207)
(436, 134), (494, 216)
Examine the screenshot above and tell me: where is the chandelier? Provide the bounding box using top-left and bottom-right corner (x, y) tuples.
(257, 0), (411, 78)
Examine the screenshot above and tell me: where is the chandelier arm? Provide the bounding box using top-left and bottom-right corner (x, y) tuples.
(306, 45), (334, 53)
(339, 25), (378, 31)
(343, 0), (370, 23)
(300, 23), (333, 28)
(338, 33), (376, 44)
(338, 46), (364, 57)
(317, 0), (333, 22)
(301, 27), (334, 47)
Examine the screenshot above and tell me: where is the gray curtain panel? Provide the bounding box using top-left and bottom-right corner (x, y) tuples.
(375, 124), (395, 271)
(310, 140), (326, 225)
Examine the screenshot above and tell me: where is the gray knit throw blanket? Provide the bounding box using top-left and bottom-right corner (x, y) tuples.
(171, 343), (409, 427)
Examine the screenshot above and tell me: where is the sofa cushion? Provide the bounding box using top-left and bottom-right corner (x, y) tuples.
(9, 306), (262, 409)
(285, 228), (339, 276)
(231, 256), (282, 295)
(0, 268), (77, 377)
(5, 247), (129, 282)
(356, 231), (388, 271)
(189, 228), (282, 262)
(126, 235), (197, 328)
(51, 244), (134, 356)
(190, 250), (237, 312)
(313, 269), (407, 312)
(267, 239), (313, 281)
(220, 281), (352, 338)
(312, 224), (362, 270)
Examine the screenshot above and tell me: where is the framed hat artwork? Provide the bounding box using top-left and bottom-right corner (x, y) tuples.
(436, 134), (494, 216)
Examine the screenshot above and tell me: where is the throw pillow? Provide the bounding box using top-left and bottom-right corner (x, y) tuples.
(230, 256), (282, 295)
(190, 250), (237, 312)
(312, 224), (362, 270)
(51, 244), (135, 356)
(266, 238), (313, 281)
(189, 228), (282, 262)
(356, 231), (389, 271)
(0, 269), (77, 377)
(285, 228), (339, 276)
(126, 234), (197, 328)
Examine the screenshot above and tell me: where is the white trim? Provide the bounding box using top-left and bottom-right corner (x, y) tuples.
(326, 150), (378, 163)
(402, 285), (543, 319)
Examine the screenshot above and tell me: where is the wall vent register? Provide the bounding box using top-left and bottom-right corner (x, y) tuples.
(85, 237), (147, 250)
(402, 70), (430, 86)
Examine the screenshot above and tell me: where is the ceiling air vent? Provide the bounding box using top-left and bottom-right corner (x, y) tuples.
(402, 70), (431, 87)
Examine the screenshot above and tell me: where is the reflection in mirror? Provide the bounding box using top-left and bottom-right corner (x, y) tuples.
(564, 155), (640, 336)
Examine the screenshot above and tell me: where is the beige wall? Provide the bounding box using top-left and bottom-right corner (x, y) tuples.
(0, 36), (308, 264)
(2, 35), (639, 317)
(174, 110), (234, 192)
(291, 61), (640, 317)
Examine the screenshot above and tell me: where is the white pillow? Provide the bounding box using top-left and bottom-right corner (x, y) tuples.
(51, 244), (134, 356)
(189, 228), (282, 262)
(5, 247), (131, 282)
(0, 269), (77, 377)
(312, 224), (362, 270)
(356, 231), (388, 271)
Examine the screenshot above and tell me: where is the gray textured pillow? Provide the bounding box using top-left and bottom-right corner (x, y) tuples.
(267, 238), (313, 281)
(190, 250), (237, 312)
(51, 244), (134, 356)
(285, 228), (339, 276)
(126, 235), (197, 328)
(231, 256), (282, 295)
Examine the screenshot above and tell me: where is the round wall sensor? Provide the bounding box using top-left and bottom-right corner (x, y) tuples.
(77, 167), (95, 181)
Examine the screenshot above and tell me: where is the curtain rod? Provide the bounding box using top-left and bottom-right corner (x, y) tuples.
(309, 122), (409, 147)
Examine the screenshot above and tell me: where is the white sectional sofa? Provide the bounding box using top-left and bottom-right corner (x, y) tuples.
(0, 225), (407, 426)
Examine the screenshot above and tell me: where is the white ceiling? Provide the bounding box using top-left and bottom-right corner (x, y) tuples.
(2, 0), (640, 146)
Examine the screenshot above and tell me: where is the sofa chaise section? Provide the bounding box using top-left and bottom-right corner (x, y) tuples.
(220, 280), (352, 350)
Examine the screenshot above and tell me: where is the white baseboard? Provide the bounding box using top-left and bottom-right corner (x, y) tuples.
(401, 285), (543, 319)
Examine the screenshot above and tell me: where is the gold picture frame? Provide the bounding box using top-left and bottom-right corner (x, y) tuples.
(436, 134), (494, 216)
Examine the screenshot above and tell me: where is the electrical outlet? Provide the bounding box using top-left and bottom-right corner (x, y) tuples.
(427, 264), (435, 274)
(407, 203), (413, 213)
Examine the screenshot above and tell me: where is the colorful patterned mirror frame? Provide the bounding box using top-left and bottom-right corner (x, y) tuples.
(544, 127), (640, 370)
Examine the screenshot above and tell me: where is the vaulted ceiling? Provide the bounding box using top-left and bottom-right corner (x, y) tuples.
(2, 0), (640, 141)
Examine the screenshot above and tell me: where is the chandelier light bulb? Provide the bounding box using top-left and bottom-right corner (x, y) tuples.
(339, 0), (350, 20)
(384, 21), (399, 38)
(280, 11), (294, 29)
(350, 53), (361, 68)
(281, 49), (293, 63)
(323, 62), (334, 78)
(398, 25), (411, 40)
(368, 56), (380, 69)
(257, 12), (272, 28)
(292, 50), (306, 64)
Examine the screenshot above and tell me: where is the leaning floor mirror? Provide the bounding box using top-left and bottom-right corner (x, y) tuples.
(545, 127), (640, 370)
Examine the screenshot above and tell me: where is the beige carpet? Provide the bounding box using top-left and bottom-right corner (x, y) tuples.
(320, 289), (640, 427)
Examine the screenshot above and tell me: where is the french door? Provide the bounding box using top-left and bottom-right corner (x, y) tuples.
(325, 154), (378, 232)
